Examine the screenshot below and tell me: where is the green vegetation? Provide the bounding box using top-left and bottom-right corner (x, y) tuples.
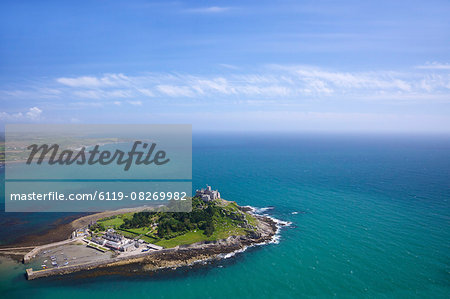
(155, 230), (211, 248)
(97, 213), (133, 229)
(90, 222), (105, 232)
(125, 227), (149, 235)
(116, 229), (140, 240)
(95, 197), (259, 248)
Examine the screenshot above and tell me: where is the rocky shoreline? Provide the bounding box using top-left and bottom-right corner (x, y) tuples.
(26, 214), (278, 280)
(139, 214), (278, 271)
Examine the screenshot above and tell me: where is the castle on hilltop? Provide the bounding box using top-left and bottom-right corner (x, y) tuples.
(195, 185), (221, 202)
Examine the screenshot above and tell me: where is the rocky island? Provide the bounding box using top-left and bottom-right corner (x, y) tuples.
(4, 186), (280, 280)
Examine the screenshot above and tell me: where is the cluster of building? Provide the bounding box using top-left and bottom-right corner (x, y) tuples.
(91, 229), (138, 252)
(195, 185), (221, 202)
(72, 228), (89, 238)
(90, 228), (163, 252)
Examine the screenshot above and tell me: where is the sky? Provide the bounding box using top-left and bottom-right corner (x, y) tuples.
(0, 0), (449, 132)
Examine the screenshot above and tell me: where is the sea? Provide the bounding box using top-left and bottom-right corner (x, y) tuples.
(0, 133), (449, 298)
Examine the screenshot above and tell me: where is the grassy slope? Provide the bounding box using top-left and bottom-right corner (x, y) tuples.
(96, 199), (257, 248)
(97, 213), (132, 227)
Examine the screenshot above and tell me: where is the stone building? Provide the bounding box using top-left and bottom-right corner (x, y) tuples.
(103, 228), (124, 243)
(195, 185), (221, 202)
(121, 242), (136, 252)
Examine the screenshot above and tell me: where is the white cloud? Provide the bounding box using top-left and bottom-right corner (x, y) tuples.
(0, 111), (23, 121)
(127, 100), (142, 106)
(70, 101), (104, 108)
(137, 88), (155, 97)
(156, 85), (195, 97)
(48, 65), (449, 102)
(415, 62), (450, 70)
(73, 90), (103, 99)
(218, 63), (240, 70)
(73, 89), (132, 99)
(191, 77), (234, 95)
(3, 64), (450, 105)
(56, 73), (130, 88)
(274, 65), (414, 92)
(26, 107), (43, 120)
(185, 6), (231, 13)
(0, 107), (43, 121)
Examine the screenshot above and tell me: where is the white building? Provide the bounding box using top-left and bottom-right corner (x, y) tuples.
(147, 243), (164, 250)
(105, 240), (121, 250)
(121, 242), (136, 252)
(103, 228), (125, 244)
(195, 185), (221, 202)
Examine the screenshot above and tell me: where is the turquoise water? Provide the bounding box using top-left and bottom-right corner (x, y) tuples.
(0, 133), (449, 298)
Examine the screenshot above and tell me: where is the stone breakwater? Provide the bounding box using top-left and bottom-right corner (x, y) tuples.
(26, 215), (277, 280)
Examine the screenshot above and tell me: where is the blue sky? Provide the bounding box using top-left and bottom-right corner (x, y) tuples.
(0, 0), (449, 132)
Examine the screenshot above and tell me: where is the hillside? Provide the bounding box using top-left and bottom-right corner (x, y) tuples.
(93, 197), (259, 248)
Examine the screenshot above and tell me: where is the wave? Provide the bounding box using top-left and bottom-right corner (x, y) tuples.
(225, 205), (292, 253)
(242, 206), (274, 214)
(218, 246), (248, 259)
(169, 205), (292, 269)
